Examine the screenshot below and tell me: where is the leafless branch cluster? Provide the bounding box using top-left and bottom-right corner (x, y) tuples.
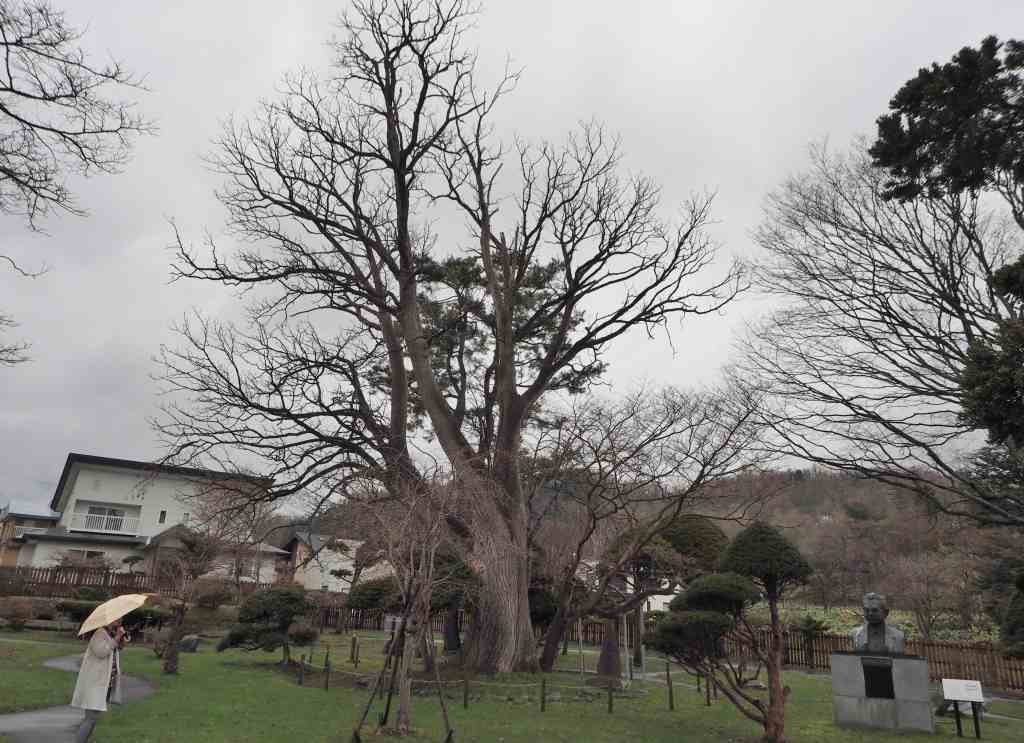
(745, 141), (1024, 526)
(0, 0), (152, 225)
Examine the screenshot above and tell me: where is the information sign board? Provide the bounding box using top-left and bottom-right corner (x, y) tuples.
(942, 678), (984, 703)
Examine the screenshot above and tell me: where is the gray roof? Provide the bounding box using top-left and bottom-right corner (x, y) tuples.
(21, 529), (146, 546)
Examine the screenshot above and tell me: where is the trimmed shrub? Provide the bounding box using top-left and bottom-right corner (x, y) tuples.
(56, 600), (101, 624)
(345, 576), (402, 612)
(647, 611), (734, 664)
(791, 614), (831, 636)
(122, 606), (171, 631)
(34, 601), (57, 621)
(194, 578), (234, 610)
(3, 598), (33, 631)
(660, 515), (729, 576)
(675, 572), (760, 615)
(718, 522), (812, 598)
(75, 586), (112, 602)
(218, 585), (316, 662)
(288, 621), (319, 647)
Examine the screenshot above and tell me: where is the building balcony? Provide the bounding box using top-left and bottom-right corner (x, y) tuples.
(69, 513), (141, 536)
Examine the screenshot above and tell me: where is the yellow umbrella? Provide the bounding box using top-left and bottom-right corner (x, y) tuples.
(77, 594), (149, 636)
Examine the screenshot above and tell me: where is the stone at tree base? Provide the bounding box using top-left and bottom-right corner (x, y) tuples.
(178, 634), (201, 653)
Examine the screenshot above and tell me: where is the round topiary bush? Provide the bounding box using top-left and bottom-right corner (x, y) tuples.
(345, 576), (402, 612)
(660, 515), (729, 575)
(678, 572), (760, 615)
(718, 522), (812, 598)
(647, 611), (735, 664)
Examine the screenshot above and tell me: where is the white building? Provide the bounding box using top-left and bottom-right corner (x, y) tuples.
(10, 453), (281, 580)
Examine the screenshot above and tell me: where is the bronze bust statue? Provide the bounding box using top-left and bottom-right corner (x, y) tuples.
(851, 592), (904, 654)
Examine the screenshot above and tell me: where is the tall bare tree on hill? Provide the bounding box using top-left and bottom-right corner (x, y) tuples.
(156, 0), (741, 672)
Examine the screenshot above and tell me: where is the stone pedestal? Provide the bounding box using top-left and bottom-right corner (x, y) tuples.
(830, 652), (933, 733)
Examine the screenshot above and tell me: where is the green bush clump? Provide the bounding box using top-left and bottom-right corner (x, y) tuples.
(194, 579), (234, 610)
(288, 621), (320, 647)
(345, 576), (402, 612)
(677, 572), (760, 614)
(3, 597), (33, 630)
(718, 522), (812, 599)
(647, 611), (734, 663)
(123, 606), (171, 630)
(1002, 576), (1024, 657)
(217, 585), (316, 663)
(56, 600), (101, 624)
(75, 586), (112, 602)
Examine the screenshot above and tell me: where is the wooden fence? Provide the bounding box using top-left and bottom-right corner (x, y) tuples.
(725, 628), (1024, 692)
(0, 566), (273, 600)
(320, 608), (1024, 692)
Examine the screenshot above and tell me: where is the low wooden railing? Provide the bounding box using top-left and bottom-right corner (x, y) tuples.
(318, 607), (1024, 692)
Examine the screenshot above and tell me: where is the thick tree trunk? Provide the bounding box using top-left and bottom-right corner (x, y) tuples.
(539, 605), (570, 672)
(419, 625), (435, 674)
(161, 603), (187, 675)
(632, 609), (644, 668)
(462, 548), (535, 672)
(596, 619), (621, 686)
(764, 595), (788, 743)
(443, 604), (461, 655)
(396, 616), (419, 735)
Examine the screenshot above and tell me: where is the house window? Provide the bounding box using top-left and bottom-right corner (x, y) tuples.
(158, 510), (166, 524)
(65, 549), (107, 565)
(232, 558), (257, 579)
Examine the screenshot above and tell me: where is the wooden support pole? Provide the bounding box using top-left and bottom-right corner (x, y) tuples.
(705, 671), (711, 707)
(325, 658), (331, 691)
(354, 636), (360, 668)
(607, 681), (614, 714)
(350, 635), (357, 663)
(955, 704), (963, 737)
(541, 677), (546, 712)
(463, 676), (469, 709)
(666, 661), (674, 711)
(298, 654), (305, 686)
(971, 702), (981, 739)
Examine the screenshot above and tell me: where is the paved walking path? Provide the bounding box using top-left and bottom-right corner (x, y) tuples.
(0, 654), (154, 743)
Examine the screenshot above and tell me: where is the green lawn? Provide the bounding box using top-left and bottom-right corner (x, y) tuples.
(0, 634), (83, 713)
(4, 630), (1023, 742)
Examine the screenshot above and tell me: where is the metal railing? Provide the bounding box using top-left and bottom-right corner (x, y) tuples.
(13, 526), (47, 539)
(69, 513), (141, 535)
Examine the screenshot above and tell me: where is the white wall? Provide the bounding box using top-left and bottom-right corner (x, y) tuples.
(202, 552), (280, 584)
(58, 465), (202, 538)
(28, 540), (142, 570)
(299, 539), (360, 592)
(15, 543), (36, 567)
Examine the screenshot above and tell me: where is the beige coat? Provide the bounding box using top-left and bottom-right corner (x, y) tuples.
(71, 628), (122, 711)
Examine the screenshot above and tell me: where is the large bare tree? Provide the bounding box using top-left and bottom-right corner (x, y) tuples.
(745, 141), (1024, 527)
(157, 0), (741, 672)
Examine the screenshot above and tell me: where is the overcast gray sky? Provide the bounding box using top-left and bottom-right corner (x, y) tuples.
(2, 0), (1021, 513)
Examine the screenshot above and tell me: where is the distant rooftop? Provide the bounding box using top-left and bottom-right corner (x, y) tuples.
(1, 501), (61, 520)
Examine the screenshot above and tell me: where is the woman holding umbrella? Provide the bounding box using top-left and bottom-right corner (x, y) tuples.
(70, 594), (147, 742)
